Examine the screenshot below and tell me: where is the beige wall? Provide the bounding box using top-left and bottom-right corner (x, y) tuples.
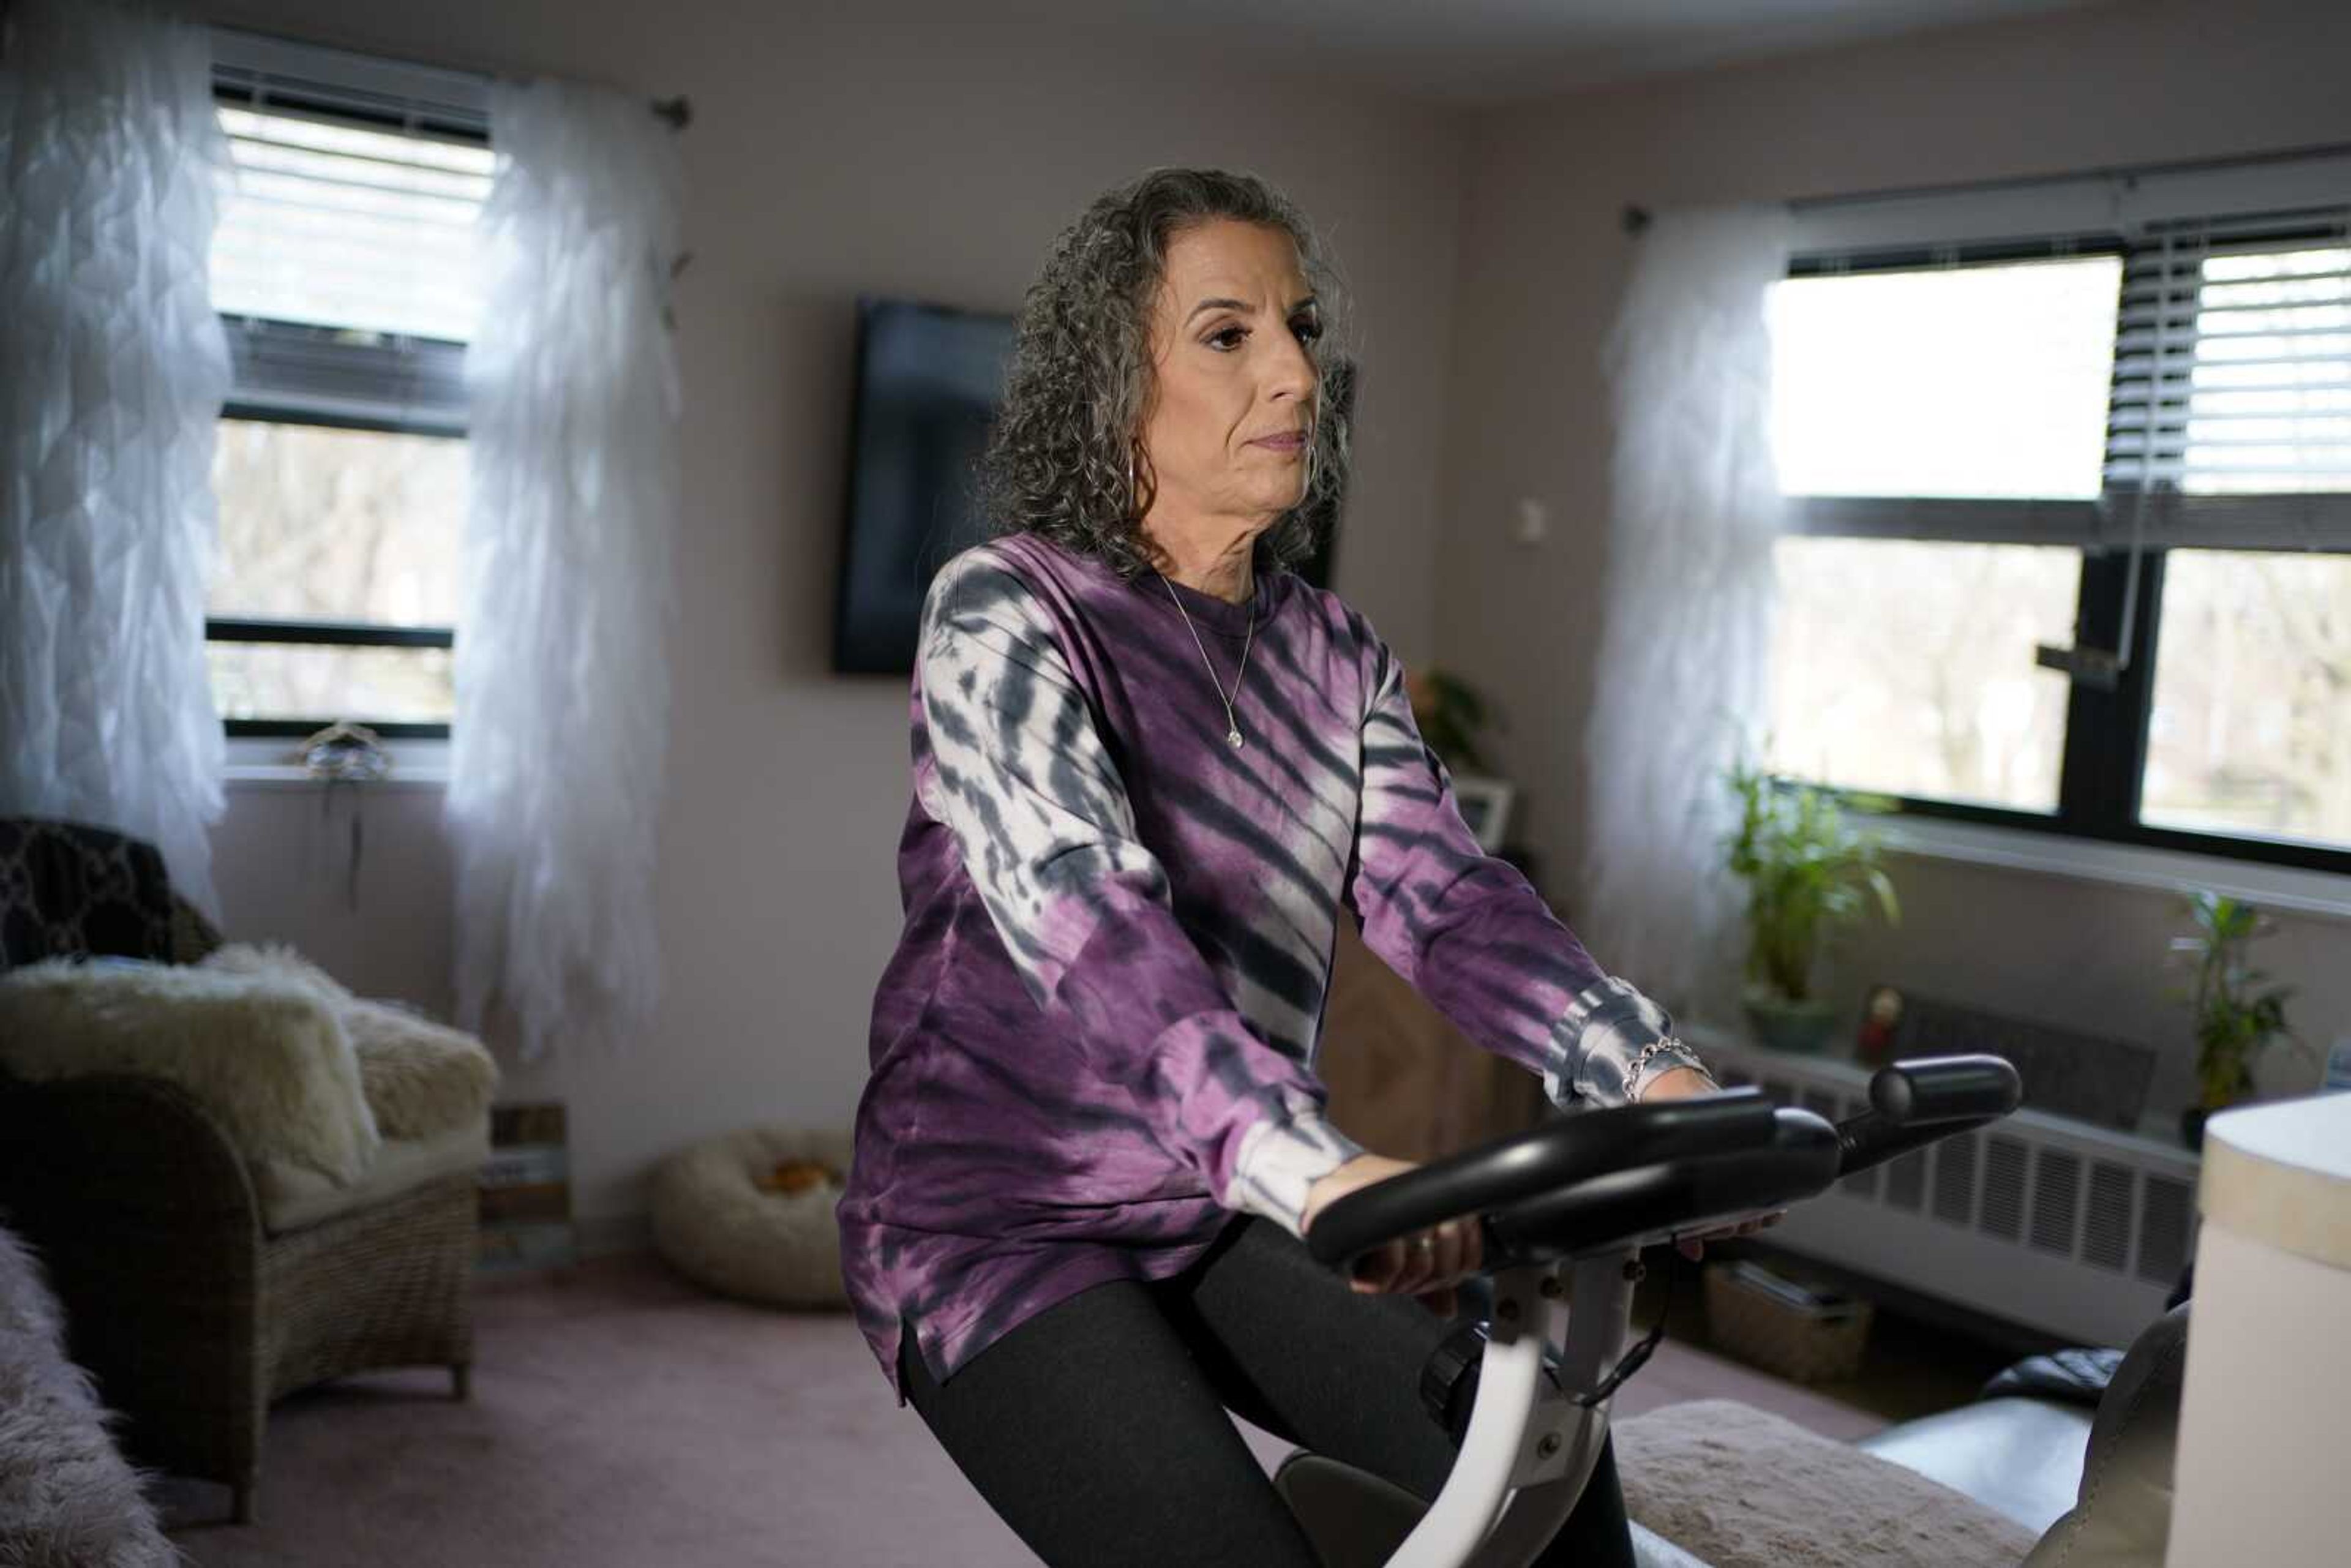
(197, 0), (1469, 1229)
(1436, 0), (2351, 1118)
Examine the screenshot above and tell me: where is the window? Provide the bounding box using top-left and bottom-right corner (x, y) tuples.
(1768, 538), (2079, 812)
(207, 421), (464, 728)
(2143, 549), (2351, 850)
(205, 33), (492, 738)
(1767, 204), (2351, 873)
(1771, 257), (2121, 501)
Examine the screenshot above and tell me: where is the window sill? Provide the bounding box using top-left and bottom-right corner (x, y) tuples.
(1874, 812), (2351, 923)
(223, 735), (450, 789)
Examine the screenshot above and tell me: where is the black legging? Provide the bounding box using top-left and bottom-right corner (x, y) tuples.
(899, 1215), (1637, 1567)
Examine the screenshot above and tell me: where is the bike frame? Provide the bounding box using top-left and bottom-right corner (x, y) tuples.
(1368, 1245), (1639, 1568)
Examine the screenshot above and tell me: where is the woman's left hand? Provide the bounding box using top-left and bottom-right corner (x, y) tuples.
(1304, 1153), (1483, 1318)
(1638, 1065), (1785, 1262)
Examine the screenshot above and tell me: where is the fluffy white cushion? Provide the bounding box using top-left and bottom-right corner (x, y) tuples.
(0, 959), (380, 1184)
(340, 999), (498, 1141)
(196, 939), (351, 1001)
(198, 945), (497, 1141)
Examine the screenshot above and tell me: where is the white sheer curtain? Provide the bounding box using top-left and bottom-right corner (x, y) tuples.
(1581, 206), (1792, 1024)
(0, 0), (231, 918)
(447, 77), (684, 1062)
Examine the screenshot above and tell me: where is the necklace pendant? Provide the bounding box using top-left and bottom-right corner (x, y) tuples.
(1226, 727), (1245, 750)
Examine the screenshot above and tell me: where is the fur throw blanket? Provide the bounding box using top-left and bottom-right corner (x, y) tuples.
(0, 1223), (174, 1567)
(0, 944), (498, 1185)
(0, 956), (380, 1183)
(200, 945), (497, 1142)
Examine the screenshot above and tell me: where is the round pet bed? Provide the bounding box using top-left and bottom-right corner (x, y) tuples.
(650, 1124), (855, 1310)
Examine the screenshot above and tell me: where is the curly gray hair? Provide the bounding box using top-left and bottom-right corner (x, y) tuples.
(979, 167), (1352, 582)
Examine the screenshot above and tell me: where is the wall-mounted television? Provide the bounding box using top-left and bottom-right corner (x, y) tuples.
(832, 298), (1014, 675)
(831, 296), (1348, 675)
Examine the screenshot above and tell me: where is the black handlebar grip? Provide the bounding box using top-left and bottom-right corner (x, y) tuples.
(1869, 1055), (2022, 1125)
(1304, 1089), (1781, 1271)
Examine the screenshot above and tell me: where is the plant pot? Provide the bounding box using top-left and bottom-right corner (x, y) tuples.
(1742, 990), (1841, 1054)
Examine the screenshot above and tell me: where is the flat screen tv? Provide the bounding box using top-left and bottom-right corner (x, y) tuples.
(831, 296), (1347, 675)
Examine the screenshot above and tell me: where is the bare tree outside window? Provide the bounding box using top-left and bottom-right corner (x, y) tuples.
(1768, 539), (2079, 811)
(207, 419), (463, 724)
(2145, 550), (2351, 848)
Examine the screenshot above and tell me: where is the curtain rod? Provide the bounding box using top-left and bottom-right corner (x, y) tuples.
(1622, 136), (2351, 234)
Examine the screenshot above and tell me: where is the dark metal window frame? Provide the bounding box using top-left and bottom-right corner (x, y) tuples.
(210, 615), (454, 741)
(1779, 240), (2351, 877)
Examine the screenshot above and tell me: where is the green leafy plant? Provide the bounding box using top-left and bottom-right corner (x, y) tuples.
(1406, 666), (1502, 776)
(2169, 891), (2302, 1112)
(1723, 757), (1900, 1003)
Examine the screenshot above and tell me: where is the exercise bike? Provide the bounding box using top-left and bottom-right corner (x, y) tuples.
(1279, 1054), (2023, 1568)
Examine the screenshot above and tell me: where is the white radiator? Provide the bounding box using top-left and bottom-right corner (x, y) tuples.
(1689, 1029), (2201, 1348)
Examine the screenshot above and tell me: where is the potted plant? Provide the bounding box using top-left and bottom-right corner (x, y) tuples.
(1724, 758), (1900, 1052)
(2169, 891), (2307, 1149)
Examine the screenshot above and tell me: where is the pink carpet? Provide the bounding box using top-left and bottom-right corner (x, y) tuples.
(155, 1252), (1880, 1566)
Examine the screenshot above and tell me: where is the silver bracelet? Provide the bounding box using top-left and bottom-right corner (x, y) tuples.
(1625, 1036), (1712, 1101)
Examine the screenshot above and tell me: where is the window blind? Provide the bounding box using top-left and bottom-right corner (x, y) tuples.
(218, 318), (467, 437)
(2104, 209), (2351, 550)
(208, 29), (493, 433)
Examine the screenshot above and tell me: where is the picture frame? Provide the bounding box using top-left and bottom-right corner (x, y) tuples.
(1451, 775), (1515, 853)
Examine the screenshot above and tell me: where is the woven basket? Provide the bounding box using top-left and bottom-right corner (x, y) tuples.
(1702, 1263), (1873, 1384)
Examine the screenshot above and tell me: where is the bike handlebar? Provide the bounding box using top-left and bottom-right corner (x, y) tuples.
(1302, 1055), (2022, 1275)
(1869, 1054), (2022, 1125)
(1479, 1106), (1841, 1272)
(1303, 1090), (1780, 1272)
(1836, 1054), (2023, 1176)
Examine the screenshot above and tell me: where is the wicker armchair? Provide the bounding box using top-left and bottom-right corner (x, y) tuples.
(0, 817), (477, 1524)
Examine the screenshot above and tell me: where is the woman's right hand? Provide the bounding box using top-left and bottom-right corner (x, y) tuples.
(1302, 1153), (1484, 1318)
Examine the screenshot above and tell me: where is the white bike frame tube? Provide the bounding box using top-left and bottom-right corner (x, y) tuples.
(1467, 1248), (1640, 1568)
(1384, 1248), (1640, 1568)
(1468, 1412), (1608, 1567)
(1554, 1247), (1638, 1395)
(1382, 1265), (1555, 1567)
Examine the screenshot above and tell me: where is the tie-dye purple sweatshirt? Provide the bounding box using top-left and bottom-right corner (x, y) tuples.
(838, 531), (1694, 1405)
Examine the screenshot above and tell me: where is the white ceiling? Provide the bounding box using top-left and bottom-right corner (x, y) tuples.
(899, 0), (2113, 106)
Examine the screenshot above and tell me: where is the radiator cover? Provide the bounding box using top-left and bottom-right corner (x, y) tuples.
(1688, 1027), (2200, 1348)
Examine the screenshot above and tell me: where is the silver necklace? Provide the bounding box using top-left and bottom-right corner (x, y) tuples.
(1157, 570), (1256, 750)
